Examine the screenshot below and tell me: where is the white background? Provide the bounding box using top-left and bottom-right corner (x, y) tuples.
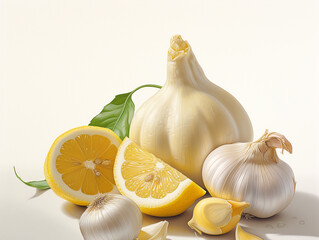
(1, 0), (318, 239)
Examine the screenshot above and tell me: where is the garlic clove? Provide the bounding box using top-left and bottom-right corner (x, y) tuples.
(205, 201), (233, 227)
(235, 224), (263, 240)
(188, 198), (250, 235)
(138, 221), (169, 240)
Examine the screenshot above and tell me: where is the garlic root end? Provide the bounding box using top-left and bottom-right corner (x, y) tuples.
(188, 218), (203, 235)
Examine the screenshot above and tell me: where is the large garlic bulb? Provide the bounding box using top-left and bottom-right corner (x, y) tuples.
(130, 35), (253, 187)
(202, 130), (295, 218)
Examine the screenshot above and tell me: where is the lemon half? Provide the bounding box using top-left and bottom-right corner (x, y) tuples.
(44, 126), (121, 206)
(114, 137), (206, 217)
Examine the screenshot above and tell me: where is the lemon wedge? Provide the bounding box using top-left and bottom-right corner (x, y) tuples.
(44, 126), (121, 206)
(113, 137), (206, 217)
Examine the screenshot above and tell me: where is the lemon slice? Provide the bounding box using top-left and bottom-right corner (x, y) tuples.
(114, 137), (206, 217)
(44, 126), (121, 206)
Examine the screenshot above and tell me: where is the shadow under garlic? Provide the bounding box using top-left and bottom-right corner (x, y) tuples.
(142, 191), (319, 239)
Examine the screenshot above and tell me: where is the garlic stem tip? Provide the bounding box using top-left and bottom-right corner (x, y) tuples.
(168, 35), (189, 60)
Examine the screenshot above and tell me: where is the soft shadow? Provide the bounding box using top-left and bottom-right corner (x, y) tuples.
(142, 192), (319, 239)
(142, 195), (234, 239)
(240, 191), (319, 239)
(29, 188), (49, 199)
(61, 202), (86, 219)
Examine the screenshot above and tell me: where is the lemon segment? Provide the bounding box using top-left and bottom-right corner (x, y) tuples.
(114, 137), (206, 217)
(44, 126), (121, 206)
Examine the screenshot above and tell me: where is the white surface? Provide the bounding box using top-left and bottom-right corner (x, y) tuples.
(0, 0), (318, 239)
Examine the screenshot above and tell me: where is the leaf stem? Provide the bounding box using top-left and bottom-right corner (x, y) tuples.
(130, 84), (162, 96)
(111, 84), (161, 137)
(14, 166), (50, 190)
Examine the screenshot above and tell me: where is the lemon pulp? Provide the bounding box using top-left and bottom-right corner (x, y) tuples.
(44, 126), (121, 205)
(114, 138), (206, 217)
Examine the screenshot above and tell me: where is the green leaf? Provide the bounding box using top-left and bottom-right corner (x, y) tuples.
(89, 84), (161, 140)
(14, 167), (50, 190)
(89, 92), (135, 140)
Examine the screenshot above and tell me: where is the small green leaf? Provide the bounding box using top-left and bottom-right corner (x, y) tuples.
(89, 92), (135, 140)
(14, 167), (50, 190)
(89, 84), (161, 140)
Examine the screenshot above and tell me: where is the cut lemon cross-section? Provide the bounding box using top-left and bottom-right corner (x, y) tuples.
(114, 138), (206, 217)
(44, 126), (121, 206)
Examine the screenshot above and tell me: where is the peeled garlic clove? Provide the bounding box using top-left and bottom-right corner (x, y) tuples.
(188, 198), (250, 235)
(138, 221), (169, 240)
(236, 224), (263, 240)
(79, 193), (142, 240)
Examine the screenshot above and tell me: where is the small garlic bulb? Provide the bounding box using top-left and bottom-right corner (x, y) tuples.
(188, 197), (250, 235)
(79, 193), (142, 240)
(202, 130), (295, 218)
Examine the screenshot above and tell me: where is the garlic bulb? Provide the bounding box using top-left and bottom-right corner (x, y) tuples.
(202, 130), (295, 218)
(130, 35), (253, 187)
(79, 193), (142, 240)
(138, 221), (169, 240)
(236, 224), (263, 240)
(188, 197), (250, 235)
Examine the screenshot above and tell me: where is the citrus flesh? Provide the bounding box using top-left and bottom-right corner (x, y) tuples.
(114, 137), (206, 217)
(44, 126), (121, 206)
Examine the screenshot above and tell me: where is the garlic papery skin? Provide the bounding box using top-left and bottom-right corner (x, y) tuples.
(202, 130), (295, 218)
(138, 221), (168, 240)
(130, 35), (253, 187)
(236, 224), (263, 240)
(79, 193), (142, 240)
(188, 197), (250, 235)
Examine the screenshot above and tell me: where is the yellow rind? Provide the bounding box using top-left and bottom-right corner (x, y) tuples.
(140, 182), (205, 217)
(116, 180), (205, 217)
(44, 126), (121, 206)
